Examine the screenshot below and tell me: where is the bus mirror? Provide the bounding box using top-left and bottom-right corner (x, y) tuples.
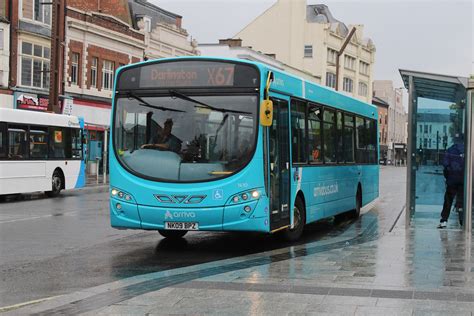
(260, 100), (273, 126)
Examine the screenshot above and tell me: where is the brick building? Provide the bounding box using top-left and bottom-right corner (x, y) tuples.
(372, 96), (389, 162)
(63, 0), (198, 174)
(5, 0), (58, 112)
(3, 0), (198, 174)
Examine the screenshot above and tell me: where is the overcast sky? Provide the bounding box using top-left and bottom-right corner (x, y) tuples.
(153, 0), (473, 90)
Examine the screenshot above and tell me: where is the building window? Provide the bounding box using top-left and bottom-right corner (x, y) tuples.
(20, 41), (50, 89)
(304, 45), (313, 58)
(90, 57), (98, 88)
(343, 77), (353, 93)
(344, 55), (356, 70)
(327, 48), (337, 64)
(358, 82), (368, 97)
(71, 53), (79, 85)
(326, 72), (336, 89)
(359, 61), (369, 75)
(33, 0), (51, 25)
(102, 60), (114, 90)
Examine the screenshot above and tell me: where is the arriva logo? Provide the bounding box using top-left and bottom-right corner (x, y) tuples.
(164, 211), (196, 220)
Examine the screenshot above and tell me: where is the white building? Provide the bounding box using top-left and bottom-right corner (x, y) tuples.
(234, 0), (375, 103)
(198, 39), (321, 83)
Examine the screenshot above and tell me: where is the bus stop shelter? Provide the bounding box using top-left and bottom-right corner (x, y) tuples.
(400, 69), (473, 233)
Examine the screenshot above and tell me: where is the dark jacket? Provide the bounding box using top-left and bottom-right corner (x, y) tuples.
(442, 142), (464, 186)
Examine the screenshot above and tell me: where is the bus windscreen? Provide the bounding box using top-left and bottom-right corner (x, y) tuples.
(117, 61), (260, 90)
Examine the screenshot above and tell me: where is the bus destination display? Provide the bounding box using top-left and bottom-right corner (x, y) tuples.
(141, 62), (234, 88)
(117, 60), (260, 90)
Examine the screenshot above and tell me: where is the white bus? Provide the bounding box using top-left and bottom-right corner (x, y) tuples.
(0, 108), (85, 197)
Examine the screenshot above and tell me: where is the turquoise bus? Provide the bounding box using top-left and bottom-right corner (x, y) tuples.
(109, 57), (379, 241)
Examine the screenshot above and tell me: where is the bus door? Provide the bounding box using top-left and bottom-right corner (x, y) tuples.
(269, 98), (291, 231)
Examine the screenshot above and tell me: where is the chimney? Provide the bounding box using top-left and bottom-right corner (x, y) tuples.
(219, 38), (242, 47)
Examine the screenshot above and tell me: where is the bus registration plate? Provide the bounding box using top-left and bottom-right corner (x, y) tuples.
(165, 222), (199, 230)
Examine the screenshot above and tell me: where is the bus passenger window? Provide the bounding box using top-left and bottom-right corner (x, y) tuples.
(49, 127), (66, 159)
(308, 104), (322, 163)
(367, 119), (377, 164)
(323, 109), (336, 163)
(336, 111), (343, 163)
(291, 100), (306, 164)
(0, 123), (6, 158)
(344, 114), (355, 163)
(8, 125), (29, 159)
(355, 117), (367, 163)
(30, 127), (49, 159)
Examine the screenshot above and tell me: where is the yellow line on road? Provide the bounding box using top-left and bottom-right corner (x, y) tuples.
(0, 295), (62, 313)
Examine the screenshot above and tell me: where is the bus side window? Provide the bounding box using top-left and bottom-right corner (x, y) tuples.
(49, 127), (66, 159)
(0, 123), (6, 158)
(8, 124), (29, 160)
(30, 127), (49, 159)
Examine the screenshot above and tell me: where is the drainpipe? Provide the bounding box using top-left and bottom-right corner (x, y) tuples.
(335, 27), (356, 91)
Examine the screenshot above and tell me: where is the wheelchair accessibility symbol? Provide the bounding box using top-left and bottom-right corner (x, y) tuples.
(213, 189), (223, 200)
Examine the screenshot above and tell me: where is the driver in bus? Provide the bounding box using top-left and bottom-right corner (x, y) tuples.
(141, 118), (181, 153)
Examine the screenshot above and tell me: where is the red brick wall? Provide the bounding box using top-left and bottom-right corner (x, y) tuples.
(9, 0), (19, 87)
(67, 9), (143, 41)
(67, 40), (83, 87)
(86, 45), (129, 91)
(131, 56), (141, 64)
(68, 0), (131, 25)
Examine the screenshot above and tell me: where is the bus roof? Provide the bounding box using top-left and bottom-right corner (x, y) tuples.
(119, 56), (377, 119)
(0, 108), (82, 128)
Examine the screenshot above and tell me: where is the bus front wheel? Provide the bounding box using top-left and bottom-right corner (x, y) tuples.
(45, 170), (63, 198)
(158, 230), (187, 239)
(282, 197), (306, 242)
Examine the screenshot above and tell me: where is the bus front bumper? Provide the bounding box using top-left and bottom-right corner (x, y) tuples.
(110, 198), (270, 233)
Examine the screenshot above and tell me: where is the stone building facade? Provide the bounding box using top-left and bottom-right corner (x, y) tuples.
(0, 1), (11, 107)
(234, 0), (376, 103)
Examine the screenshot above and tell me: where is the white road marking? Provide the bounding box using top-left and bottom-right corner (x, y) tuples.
(0, 295), (62, 313)
(0, 211), (79, 224)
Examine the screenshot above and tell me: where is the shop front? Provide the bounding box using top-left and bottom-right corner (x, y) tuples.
(67, 98), (111, 176)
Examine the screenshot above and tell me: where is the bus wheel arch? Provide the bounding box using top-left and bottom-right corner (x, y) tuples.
(282, 192), (306, 242)
(45, 168), (65, 197)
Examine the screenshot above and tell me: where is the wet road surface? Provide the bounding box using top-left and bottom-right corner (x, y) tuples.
(0, 166), (402, 308)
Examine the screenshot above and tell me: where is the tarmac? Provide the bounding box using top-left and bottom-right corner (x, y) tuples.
(3, 166), (474, 315)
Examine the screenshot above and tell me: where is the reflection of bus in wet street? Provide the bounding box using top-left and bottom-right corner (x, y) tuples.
(109, 57), (379, 241)
(0, 108), (85, 197)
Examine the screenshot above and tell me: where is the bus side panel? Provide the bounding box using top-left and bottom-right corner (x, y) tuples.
(360, 165), (379, 206)
(0, 161), (48, 194)
(300, 165), (360, 223)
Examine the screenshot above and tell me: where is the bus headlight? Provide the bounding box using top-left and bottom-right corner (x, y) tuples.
(229, 188), (262, 205)
(111, 188), (136, 204)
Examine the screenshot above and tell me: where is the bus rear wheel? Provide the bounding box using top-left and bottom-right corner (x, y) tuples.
(352, 187), (362, 219)
(45, 170), (63, 198)
(158, 230), (187, 239)
(282, 197), (306, 242)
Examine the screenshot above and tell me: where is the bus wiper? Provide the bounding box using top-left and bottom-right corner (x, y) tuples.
(169, 90), (251, 115)
(128, 92), (185, 113)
